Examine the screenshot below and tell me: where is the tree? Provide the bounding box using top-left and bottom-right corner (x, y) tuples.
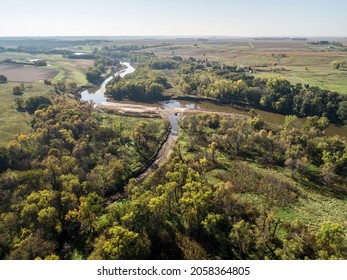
(332, 61), (345, 69)
(284, 115), (299, 130)
(303, 116), (329, 133)
(89, 225), (150, 260)
(53, 81), (66, 94)
(86, 67), (102, 84)
(0, 75), (7, 83)
(25, 96), (52, 114)
(66, 192), (104, 236)
(132, 121), (159, 161)
(67, 82), (78, 94)
(179, 169), (212, 231)
(0, 147), (9, 173)
(147, 82), (164, 97)
(33, 60), (47, 67)
(86, 159), (125, 196)
(315, 222), (346, 259)
(12, 86), (24, 96)
(337, 101), (347, 121)
(230, 220), (256, 258)
(7, 230), (56, 260)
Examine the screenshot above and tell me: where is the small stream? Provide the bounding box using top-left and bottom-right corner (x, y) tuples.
(80, 63), (347, 138)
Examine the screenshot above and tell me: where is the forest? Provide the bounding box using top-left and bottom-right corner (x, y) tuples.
(0, 99), (169, 259)
(0, 101), (346, 259)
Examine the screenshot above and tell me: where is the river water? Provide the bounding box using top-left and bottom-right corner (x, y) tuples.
(80, 62), (135, 105)
(80, 63), (347, 138)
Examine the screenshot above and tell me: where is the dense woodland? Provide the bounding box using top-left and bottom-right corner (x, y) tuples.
(106, 68), (170, 100)
(0, 101), (346, 259)
(0, 100), (169, 259)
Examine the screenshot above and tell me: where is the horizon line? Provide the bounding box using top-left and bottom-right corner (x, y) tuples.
(1, 35), (347, 39)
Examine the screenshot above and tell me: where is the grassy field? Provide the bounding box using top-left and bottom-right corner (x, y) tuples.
(144, 38), (347, 94)
(0, 81), (53, 145)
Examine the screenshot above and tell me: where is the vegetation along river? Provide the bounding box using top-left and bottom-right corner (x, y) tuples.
(81, 63), (347, 138)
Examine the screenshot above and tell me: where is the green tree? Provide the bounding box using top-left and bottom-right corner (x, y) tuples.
(86, 159), (125, 196)
(0, 147), (9, 173)
(0, 75), (7, 83)
(86, 67), (102, 84)
(89, 225), (150, 260)
(303, 116), (329, 133)
(33, 60), (47, 66)
(315, 222), (346, 259)
(337, 101), (347, 121)
(179, 169), (212, 231)
(54, 81), (66, 94)
(7, 230), (56, 260)
(12, 86), (24, 96)
(66, 192), (104, 236)
(332, 60), (345, 69)
(25, 96), (52, 114)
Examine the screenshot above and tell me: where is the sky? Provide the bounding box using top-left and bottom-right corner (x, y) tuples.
(1, 0), (346, 37)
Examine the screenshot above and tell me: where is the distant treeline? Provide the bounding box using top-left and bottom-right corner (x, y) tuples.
(0, 58), (47, 67)
(307, 41), (345, 47)
(0, 38), (108, 53)
(253, 37), (307, 41)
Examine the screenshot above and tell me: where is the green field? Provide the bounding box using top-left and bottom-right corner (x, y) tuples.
(0, 81), (52, 145)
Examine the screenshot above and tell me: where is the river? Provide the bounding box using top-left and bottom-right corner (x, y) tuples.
(80, 62), (347, 138)
(80, 62), (136, 105)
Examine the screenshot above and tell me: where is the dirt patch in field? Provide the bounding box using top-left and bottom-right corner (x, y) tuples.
(0, 65), (58, 82)
(60, 59), (94, 72)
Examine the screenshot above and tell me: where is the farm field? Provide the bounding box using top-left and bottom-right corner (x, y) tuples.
(0, 64), (58, 82)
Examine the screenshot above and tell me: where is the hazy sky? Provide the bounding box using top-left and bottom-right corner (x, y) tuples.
(1, 0), (346, 37)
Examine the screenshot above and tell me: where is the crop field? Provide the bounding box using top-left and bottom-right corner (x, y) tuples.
(0, 64), (58, 82)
